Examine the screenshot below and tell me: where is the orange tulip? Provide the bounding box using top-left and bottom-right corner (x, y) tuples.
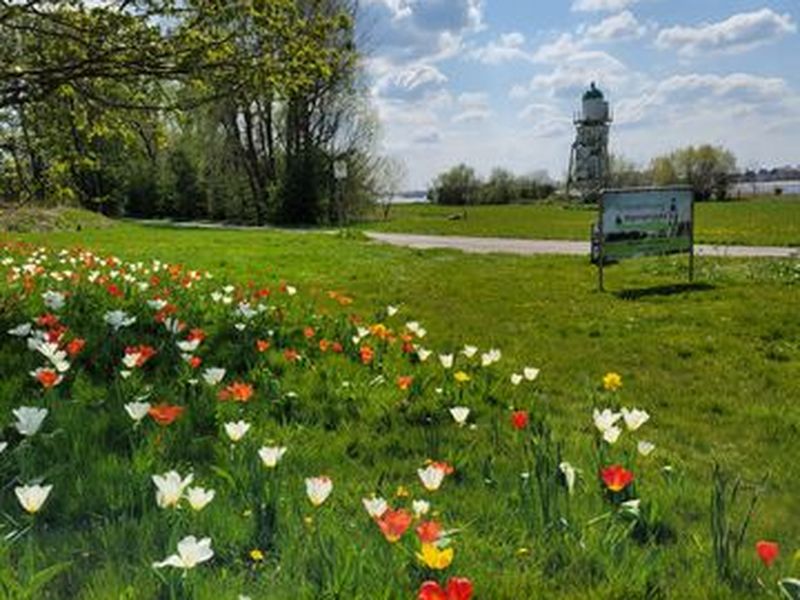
(600, 465), (634, 492)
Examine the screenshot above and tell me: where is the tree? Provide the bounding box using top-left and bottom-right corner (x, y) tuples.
(428, 164), (480, 206)
(372, 156), (407, 220)
(481, 168), (517, 204)
(650, 145), (737, 201)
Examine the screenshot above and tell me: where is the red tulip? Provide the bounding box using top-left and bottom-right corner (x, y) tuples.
(416, 520), (443, 544)
(600, 464), (634, 492)
(756, 540), (779, 567)
(418, 578), (473, 600)
(446, 577), (474, 600)
(511, 410), (529, 430)
(377, 508), (413, 543)
(148, 403), (184, 426)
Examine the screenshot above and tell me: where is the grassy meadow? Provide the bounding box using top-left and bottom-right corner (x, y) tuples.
(362, 196), (800, 247)
(0, 221), (798, 599)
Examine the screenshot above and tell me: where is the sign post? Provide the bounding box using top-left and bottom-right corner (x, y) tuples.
(593, 187), (694, 291)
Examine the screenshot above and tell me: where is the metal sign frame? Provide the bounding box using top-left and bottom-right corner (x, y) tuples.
(594, 186), (695, 291)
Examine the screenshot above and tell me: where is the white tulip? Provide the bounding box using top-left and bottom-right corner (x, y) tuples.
(462, 345), (478, 358)
(412, 499), (430, 518)
(523, 367), (540, 381)
(449, 406), (470, 426)
(603, 425), (622, 445)
(177, 339), (201, 353)
(186, 487), (215, 511)
(559, 462), (578, 495)
(13, 406), (48, 437)
(637, 441), (656, 457)
(153, 536), (214, 570)
(8, 323), (32, 337)
(417, 465), (446, 492)
(510, 373), (523, 386)
(224, 421), (251, 442)
(202, 367), (226, 386)
(593, 408), (622, 433)
(621, 408), (650, 431)
(416, 347), (432, 362)
(386, 305), (399, 317)
(42, 290), (65, 311)
(438, 354), (454, 369)
(285, 285), (297, 296)
(104, 310), (136, 331)
(258, 446), (287, 468)
(124, 402), (151, 423)
(0, 441), (7, 453)
(152, 471), (194, 509)
(362, 496), (388, 519)
(15, 483), (53, 514)
(480, 349), (502, 367)
(305, 476), (333, 506)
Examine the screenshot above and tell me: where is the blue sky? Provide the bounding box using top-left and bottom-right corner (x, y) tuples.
(360, 0), (799, 188)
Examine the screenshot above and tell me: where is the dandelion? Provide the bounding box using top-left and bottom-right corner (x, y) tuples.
(13, 407), (48, 437)
(449, 406), (470, 427)
(124, 402), (151, 423)
(224, 421), (251, 443)
(621, 407), (650, 431)
(377, 508), (413, 543)
(417, 543), (454, 570)
(454, 371), (471, 384)
(305, 476), (333, 507)
(249, 549), (265, 562)
(152, 471), (194, 509)
(15, 484), (52, 514)
(258, 446), (287, 468)
(637, 441), (656, 457)
(600, 465), (634, 493)
(153, 536), (214, 570)
(362, 496), (388, 519)
(602, 372), (622, 391)
(756, 541), (780, 567)
(186, 487), (215, 511)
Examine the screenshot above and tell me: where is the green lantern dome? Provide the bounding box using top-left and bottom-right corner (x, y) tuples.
(583, 82), (604, 100)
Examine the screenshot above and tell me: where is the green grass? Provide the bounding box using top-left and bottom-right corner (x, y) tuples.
(2, 223), (799, 598)
(360, 197), (800, 247)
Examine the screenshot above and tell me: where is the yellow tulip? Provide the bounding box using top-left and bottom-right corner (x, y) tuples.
(417, 543), (454, 570)
(454, 371), (471, 384)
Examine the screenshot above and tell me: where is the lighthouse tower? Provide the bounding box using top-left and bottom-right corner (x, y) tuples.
(567, 82), (612, 202)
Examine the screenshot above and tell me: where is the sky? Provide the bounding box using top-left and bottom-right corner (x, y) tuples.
(359, 0), (800, 189)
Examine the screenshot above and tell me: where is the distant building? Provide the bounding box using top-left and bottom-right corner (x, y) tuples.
(567, 83), (612, 202)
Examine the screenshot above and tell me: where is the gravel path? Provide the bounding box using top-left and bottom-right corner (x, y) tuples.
(366, 232), (799, 259)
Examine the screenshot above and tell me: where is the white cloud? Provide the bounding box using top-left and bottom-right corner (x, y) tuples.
(392, 64), (448, 91)
(452, 92), (492, 123)
(532, 33), (585, 62)
(585, 10), (647, 42)
(656, 8), (796, 56)
(572, 0), (639, 13)
(468, 32), (530, 64)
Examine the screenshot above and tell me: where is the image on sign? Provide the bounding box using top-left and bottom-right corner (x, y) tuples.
(601, 188), (693, 261)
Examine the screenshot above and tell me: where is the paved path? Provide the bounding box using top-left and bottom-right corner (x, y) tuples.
(366, 232), (799, 259)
